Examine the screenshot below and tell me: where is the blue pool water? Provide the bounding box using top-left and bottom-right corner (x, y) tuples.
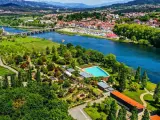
(84, 66), (110, 77)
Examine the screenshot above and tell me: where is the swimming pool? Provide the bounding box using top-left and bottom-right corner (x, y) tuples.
(83, 66), (110, 77)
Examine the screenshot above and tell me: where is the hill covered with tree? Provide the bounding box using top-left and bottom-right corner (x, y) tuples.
(0, 81), (72, 120)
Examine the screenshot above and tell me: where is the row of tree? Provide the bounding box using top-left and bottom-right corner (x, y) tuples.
(58, 12), (104, 22)
(113, 24), (160, 47)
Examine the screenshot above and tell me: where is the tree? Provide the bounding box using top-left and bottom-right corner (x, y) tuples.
(119, 72), (127, 92)
(15, 55), (23, 65)
(107, 100), (118, 120)
(3, 75), (9, 89)
(117, 107), (126, 120)
(66, 43), (73, 48)
(10, 74), (16, 88)
(62, 80), (71, 88)
(130, 107), (138, 120)
(47, 63), (55, 71)
(70, 59), (76, 69)
(113, 24), (160, 48)
(64, 50), (72, 64)
(37, 58), (43, 65)
(52, 52), (59, 62)
(135, 67), (141, 83)
(142, 109), (150, 120)
(46, 46), (50, 55)
(130, 82), (139, 91)
(108, 76), (114, 85)
(131, 36), (137, 41)
(52, 45), (57, 54)
(27, 67), (32, 82)
(103, 54), (116, 68)
(141, 71), (148, 89)
(17, 71), (22, 87)
(153, 83), (160, 104)
(36, 68), (41, 83)
(108, 113), (116, 120)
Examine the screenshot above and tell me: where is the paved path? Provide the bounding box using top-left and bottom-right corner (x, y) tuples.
(69, 95), (109, 120)
(140, 88), (153, 108)
(0, 57), (18, 75)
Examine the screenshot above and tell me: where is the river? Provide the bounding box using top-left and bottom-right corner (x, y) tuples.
(2, 27), (160, 84)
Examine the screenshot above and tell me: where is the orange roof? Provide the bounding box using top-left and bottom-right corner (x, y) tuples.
(111, 91), (144, 110)
(150, 115), (160, 120)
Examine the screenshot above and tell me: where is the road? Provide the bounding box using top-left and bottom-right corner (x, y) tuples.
(69, 95), (109, 120)
(0, 57), (18, 75)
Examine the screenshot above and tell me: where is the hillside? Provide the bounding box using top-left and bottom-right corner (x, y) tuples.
(101, 0), (160, 8)
(0, 0), (62, 9)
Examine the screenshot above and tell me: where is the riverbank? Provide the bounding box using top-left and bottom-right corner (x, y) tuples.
(56, 28), (153, 47)
(56, 29), (108, 40)
(0, 25), (46, 31)
(56, 28), (135, 43)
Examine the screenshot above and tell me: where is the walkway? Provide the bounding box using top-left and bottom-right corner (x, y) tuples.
(69, 95), (109, 120)
(0, 57), (18, 76)
(140, 88), (153, 107)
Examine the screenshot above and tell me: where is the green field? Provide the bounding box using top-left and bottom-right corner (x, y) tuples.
(123, 90), (145, 104)
(146, 82), (156, 92)
(84, 107), (107, 120)
(144, 94), (160, 112)
(0, 37), (59, 56)
(0, 66), (13, 76)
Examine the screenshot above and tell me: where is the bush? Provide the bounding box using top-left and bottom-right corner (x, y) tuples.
(138, 39), (150, 46)
(56, 59), (66, 65)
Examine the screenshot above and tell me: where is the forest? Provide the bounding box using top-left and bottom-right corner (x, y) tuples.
(0, 81), (72, 120)
(113, 24), (160, 47)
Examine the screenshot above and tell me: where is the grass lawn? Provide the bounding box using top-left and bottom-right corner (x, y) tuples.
(0, 37), (59, 55)
(0, 66), (13, 76)
(123, 89), (145, 104)
(146, 82), (156, 92)
(84, 107), (107, 120)
(144, 94), (160, 112)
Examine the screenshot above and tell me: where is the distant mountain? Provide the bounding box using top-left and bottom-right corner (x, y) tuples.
(126, 0), (160, 5)
(101, 0), (160, 8)
(0, 0), (61, 9)
(45, 2), (91, 8)
(44, 1), (132, 8)
(0, 3), (21, 7)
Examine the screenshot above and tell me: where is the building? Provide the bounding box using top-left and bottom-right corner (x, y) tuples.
(79, 71), (93, 78)
(150, 115), (160, 120)
(64, 71), (72, 77)
(111, 91), (144, 113)
(97, 81), (110, 90)
(67, 68), (75, 73)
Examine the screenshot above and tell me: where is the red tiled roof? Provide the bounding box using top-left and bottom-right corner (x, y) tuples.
(150, 115), (160, 120)
(106, 33), (118, 38)
(111, 91), (144, 110)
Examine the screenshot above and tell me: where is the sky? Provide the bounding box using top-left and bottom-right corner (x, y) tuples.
(28, 0), (132, 5)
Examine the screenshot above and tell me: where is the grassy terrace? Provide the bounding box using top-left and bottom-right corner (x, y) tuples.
(0, 66), (13, 76)
(144, 94), (160, 112)
(0, 37), (59, 55)
(123, 89), (145, 104)
(84, 107), (107, 120)
(146, 82), (156, 92)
